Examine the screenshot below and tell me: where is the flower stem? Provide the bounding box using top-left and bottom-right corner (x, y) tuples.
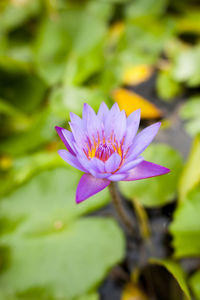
(108, 182), (135, 234)
(132, 197), (151, 239)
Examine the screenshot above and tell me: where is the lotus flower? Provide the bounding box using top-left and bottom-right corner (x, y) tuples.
(55, 103), (170, 203)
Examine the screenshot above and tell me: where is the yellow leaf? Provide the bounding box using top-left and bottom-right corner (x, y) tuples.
(121, 283), (148, 300)
(123, 65), (153, 86)
(112, 88), (162, 119)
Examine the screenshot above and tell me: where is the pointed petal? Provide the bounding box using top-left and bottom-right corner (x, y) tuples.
(69, 121), (86, 147)
(82, 103), (102, 139)
(82, 103), (96, 123)
(127, 122), (161, 159)
(58, 150), (86, 172)
(76, 174), (110, 203)
(105, 153), (121, 173)
(70, 112), (82, 124)
(124, 109), (141, 148)
(127, 109), (141, 127)
(105, 104), (126, 141)
(104, 103), (122, 139)
(97, 102), (109, 122)
(123, 160), (170, 181)
(55, 126), (75, 155)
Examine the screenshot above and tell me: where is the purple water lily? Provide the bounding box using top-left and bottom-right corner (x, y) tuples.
(55, 102), (170, 203)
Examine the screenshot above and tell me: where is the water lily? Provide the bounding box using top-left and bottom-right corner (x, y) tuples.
(55, 102), (170, 203)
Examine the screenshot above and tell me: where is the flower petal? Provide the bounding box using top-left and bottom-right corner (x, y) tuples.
(90, 157), (105, 173)
(117, 157), (143, 173)
(108, 173), (127, 181)
(124, 109), (141, 148)
(55, 126), (75, 155)
(82, 103), (102, 139)
(58, 149), (86, 172)
(105, 104), (126, 141)
(97, 102), (109, 122)
(105, 153), (121, 173)
(70, 112), (82, 124)
(127, 122), (161, 159)
(76, 174), (110, 203)
(69, 121), (86, 147)
(123, 160), (170, 181)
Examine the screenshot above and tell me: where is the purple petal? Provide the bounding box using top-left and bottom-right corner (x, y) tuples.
(97, 102), (109, 122)
(58, 149), (86, 172)
(87, 158), (113, 179)
(123, 160), (170, 181)
(108, 173), (127, 181)
(90, 157), (105, 173)
(82, 103), (102, 139)
(62, 129), (76, 153)
(82, 103), (96, 124)
(117, 157), (143, 173)
(69, 121), (86, 147)
(75, 155), (109, 179)
(105, 153), (121, 173)
(105, 104), (126, 141)
(124, 109), (141, 148)
(76, 174), (110, 203)
(70, 112), (82, 124)
(127, 122), (161, 159)
(55, 126), (75, 155)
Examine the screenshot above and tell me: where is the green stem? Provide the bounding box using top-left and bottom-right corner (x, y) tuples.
(108, 182), (135, 234)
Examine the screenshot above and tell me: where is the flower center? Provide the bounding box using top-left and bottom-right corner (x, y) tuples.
(95, 143), (115, 162)
(84, 133), (124, 162)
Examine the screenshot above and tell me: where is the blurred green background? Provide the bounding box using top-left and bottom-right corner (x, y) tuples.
(0, 0), (200, 299)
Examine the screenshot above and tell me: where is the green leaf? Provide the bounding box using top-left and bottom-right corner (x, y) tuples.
(190, 270), (200, 300)
(34, 4), (108, 85)
(33, 18), (71, 85)
(156, 70), (182, 101)
(0, 168), (124, 299)
(0, 109), (60, 156)
(0, 150), (64, 197)
(119, 144), (183, 207)
(63, 45), (104, 86)
(172, 44), (200, 87)
(0, 0), (41, 33)
(170, 185), (200, 257)
(0, 218), (123, 300)
(178, 135), (200, 202)
(125, 0), (168, 19)
(0, 167), (110, 234)
(50, 86), (107, 118)
(180, 96), (200, 136)
(0, 57), (47, 114)
(150, 259), (191, 300)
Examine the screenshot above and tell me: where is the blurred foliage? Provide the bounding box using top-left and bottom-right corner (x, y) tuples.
(180, 95), (200, 136)
(120, 144), (183, 207)
(0, 0), (200, 299)
(150, 259), (191, 300)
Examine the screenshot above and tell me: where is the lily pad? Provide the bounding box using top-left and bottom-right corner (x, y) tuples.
(119, 144), (183, 207)
(0, 168), (124, 299)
